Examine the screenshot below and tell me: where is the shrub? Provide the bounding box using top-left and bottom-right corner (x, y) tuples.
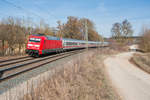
(139, 28), (150, 52)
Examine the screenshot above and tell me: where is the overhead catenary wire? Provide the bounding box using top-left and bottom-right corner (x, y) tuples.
(31, 2), (61, 26)
(34, 4), (60, 21)
(1, 0), (63, 27)
(31, 2), (63, 35)
(1, 0), (61, 35)
(1, 0), (44, 19)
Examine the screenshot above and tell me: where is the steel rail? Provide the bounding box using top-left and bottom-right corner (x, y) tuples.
(0, 56), (30, 63)
(0, 57), (35, 67)
(0, 50), (83, 82)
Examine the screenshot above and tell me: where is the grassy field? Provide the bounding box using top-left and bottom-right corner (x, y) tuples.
(22, 49), (120, 100)
(131, 53), (150, 74)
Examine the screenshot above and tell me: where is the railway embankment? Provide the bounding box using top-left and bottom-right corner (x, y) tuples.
(22, 49), (120, 100)
(0, 49), (120, 100)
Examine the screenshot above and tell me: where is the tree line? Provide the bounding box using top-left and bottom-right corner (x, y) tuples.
(0, 16), (102, 56)
(56, 16), (102, 41)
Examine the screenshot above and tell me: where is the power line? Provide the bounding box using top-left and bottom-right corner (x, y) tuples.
(2, 0), (61, 25)
(1, 0), (44, 19)
(32, 3), (60, 21)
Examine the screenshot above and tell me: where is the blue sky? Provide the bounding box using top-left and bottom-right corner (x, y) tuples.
(0, 0), (150, 37)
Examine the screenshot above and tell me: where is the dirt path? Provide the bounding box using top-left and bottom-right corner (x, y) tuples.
(104, 52), (150, 100)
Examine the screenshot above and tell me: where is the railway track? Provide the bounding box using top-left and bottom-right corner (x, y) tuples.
(0, 57), (34, 67)
(0, 49), (83, 82)
(0, 56), (30, 63)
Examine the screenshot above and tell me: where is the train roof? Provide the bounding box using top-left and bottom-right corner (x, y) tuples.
(46, 36), (60, 40)
(62, 38), (85, 42)
(31, 34), (60, 40)
(30, 34), (105, 43)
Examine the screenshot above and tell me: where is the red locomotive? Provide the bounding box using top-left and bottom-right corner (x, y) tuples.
(26, 34), (106, 57)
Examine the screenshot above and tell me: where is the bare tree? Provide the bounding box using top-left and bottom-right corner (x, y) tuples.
(0, 23), (8, 55)
(111, 19), (133, 43)
(33, 19), (54, 36)
(0, 17), (26, 55)
(122, 19), (133, 37)
(56, 20), (63, 38)
(111, 23), (122, 38)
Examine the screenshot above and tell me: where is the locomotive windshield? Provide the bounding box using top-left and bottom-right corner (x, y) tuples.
(29, 38), (41, 42)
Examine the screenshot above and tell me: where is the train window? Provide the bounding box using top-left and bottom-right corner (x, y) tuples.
(29, 38), (41, 42)
(66, 42), (78, 46)
(46, 36), (60, 40)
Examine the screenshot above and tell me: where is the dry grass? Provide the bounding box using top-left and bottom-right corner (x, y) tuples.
(131, 53), (150, 74)
(139, 27), (150, 52)
(108, 41), (129, 52)
(21, 49), (120, 100)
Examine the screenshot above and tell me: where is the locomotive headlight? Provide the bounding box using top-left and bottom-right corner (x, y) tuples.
(28, 44), (33, 46)
(35, 45), (40, 47)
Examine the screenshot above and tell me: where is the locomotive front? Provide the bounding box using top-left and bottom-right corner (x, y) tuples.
(26, 35), (44, 57)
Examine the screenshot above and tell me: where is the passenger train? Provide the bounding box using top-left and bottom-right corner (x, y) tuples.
(26, 34), (108, 57)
